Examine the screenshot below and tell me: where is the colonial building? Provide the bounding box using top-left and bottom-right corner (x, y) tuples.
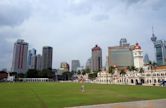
(95, 66), (166, 86)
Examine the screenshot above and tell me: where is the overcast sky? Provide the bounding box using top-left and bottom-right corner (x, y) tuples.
(0, 0), (166, 70)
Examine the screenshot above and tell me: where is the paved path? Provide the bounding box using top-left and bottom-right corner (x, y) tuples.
(70, 99), (166, 108)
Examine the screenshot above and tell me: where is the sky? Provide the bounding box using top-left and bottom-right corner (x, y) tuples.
(0, 0), (166, 70)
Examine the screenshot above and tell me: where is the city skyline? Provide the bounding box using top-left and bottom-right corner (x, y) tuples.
(0, 0), (166, 70)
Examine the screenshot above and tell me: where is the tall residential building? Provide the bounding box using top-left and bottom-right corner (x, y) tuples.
(92, 45), (102, 72)
(132, 43), (144, 68)
(144, 54), (150, 65)
(71, 60), (80, 72)
(108, 45), (133, 68)
(27, 48), (36, 69)
(42, 46), (53, 69)
(151, 28), (166, 66)
(36, 54), (42, 70)
(11, 39), (28, 73)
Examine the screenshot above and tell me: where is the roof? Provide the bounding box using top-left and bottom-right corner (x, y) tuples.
(92, 45), (101, 51)
(133, 43), (141, 50)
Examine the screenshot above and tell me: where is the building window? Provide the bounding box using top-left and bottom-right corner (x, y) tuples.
(131, 79), (134, 83)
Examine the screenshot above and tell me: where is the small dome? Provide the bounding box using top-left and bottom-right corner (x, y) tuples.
(134, 43), (141, 50)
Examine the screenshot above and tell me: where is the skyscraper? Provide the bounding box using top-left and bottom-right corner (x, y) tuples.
(71, 60), (80, 72)
(11, 39), (28, 73)
(151, 28), (166, 66)
(27, 48), (36, 69)
(144, 54), (150, 65)
(42, 46), (53, 69)
(92, 45), (102, 72)
(108, 45), (134, 68)
(86, 58), (92, 70)
(36, 54), (42, 71)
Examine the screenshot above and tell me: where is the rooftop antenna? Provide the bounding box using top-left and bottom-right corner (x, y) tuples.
(151, 26), (157, 42)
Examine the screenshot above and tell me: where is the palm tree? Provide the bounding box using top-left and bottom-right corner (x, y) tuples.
(148, 61), (153, 72)
(127, 66), (132, 72)
(152, 62), (157, 72)
(108, 66), (115, 75)
(120, 69), (126, 75)
(131, 66), (138, 72)
(139, 68), (144, 73)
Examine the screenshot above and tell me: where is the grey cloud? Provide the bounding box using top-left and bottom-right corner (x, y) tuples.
(0, 1), (31, 27)
(92, 14), (110, 21)
(0, 27), (20, 69)
(68, 1), (92, 15)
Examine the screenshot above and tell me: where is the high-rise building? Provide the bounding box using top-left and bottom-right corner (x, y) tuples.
(71, 60), (80, 72)
(60, 62), (70, 72)
(144, 54), (150, 65)
(11, 39), (28, 73)
(92, 45), (102, 72)
(132, 43), (144, 68)
(42, 46), (53, 69)
(86, 58), (92, 70)
(120, 38), (130, 47)
(27, 48), (36, 69)
(36, 54), (42, 70)
(151, 28), (166, 66)
(108, 45), (133, 68)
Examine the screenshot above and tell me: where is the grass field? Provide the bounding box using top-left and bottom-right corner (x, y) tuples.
(0, 82), (166, 108)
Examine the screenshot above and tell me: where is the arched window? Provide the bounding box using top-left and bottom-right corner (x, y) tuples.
(131, 79), (134, 83)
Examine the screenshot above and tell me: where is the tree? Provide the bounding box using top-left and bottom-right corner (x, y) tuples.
(127, 66), (132, 72)
(120, 69), (126, 75)
(38, 69), (54, 78)
(77, 70), (81, 75)
(152, 62), (157, 72)
(10, 72), (17, 77)
(62, 71), (72, 80)
(88, 72), (97, 80)
(139, 68), (144, 73)
(26, 69), (39, 78)
(17, 73), (25, 78)
(131, 66), (138, 72)
(108, 66), (115, 75)
(148, 61), (153, 72)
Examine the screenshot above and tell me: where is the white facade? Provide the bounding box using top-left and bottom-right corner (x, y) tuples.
(96, 70), (112, 84)
(133, 43), (144, 68)
(95, 67), (166, 86)
(114, 70), (166, 86)
(11, 39), (28, 73)
(22, 78), (49, 82)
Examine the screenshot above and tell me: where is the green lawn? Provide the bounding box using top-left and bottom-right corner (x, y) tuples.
(0, 82), (166, 108)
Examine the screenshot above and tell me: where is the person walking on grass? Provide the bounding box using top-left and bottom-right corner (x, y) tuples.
(79, 75), (85, 92)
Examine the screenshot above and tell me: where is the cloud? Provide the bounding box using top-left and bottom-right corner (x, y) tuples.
(92, 14), (110, 21)
(0, 27), (20, 70)
(0, 0), (31, 27)
(0, 0), (166, 70)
